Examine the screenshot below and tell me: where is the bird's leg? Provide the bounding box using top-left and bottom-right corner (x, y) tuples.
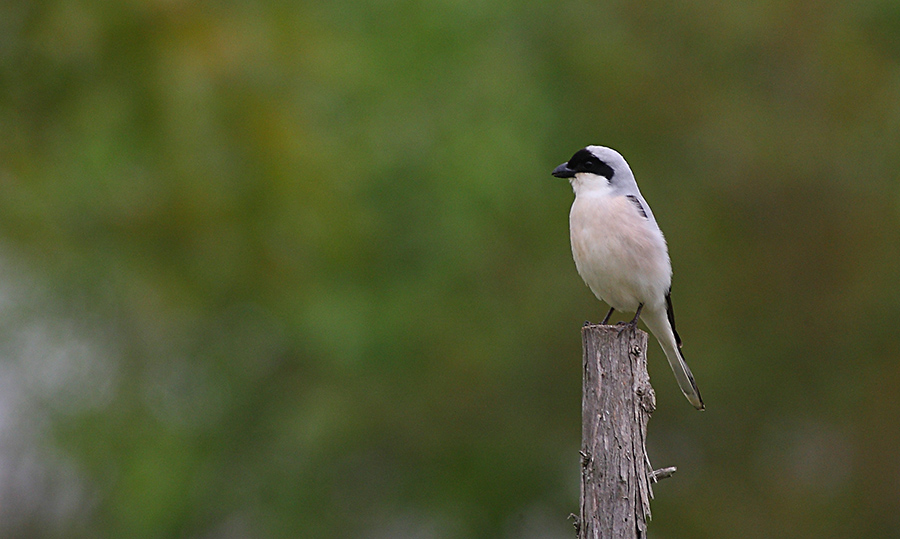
(618, 303), (643, 329)
(600, 307), (615, 325)
(629, 303), (644, 327)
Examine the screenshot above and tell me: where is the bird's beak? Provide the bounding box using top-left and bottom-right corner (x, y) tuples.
(552, 162), (576, 178)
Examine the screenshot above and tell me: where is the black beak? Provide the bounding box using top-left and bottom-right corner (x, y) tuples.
(552, 162), (576, 178)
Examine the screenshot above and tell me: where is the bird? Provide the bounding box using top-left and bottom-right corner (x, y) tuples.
(552, 145), (704, 410)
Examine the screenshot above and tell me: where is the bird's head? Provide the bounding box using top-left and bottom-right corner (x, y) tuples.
(551, 145), (634, 192)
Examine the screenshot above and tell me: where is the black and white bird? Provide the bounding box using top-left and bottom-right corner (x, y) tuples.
(552, 145), (704, 410)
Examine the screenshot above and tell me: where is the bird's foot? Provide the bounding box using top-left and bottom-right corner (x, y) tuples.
(616, 320), (640, 331)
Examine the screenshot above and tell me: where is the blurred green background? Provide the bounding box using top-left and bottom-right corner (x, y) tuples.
(3, 0), (900, 537)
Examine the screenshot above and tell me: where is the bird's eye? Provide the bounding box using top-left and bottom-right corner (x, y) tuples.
(583, 160), (594, 168)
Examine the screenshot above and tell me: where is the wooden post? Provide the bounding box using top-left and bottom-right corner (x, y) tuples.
(576, 324), (671, 539)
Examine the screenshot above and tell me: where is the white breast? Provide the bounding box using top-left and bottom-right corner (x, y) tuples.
(569, 192), (672, 312)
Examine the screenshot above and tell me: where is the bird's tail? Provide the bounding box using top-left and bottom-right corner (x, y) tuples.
(643, 308), (704, 410)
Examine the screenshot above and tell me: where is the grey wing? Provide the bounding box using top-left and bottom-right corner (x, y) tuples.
(625, 194), (648, 219)
(624, 193), (658, 225)
(665, 289), (682, 348)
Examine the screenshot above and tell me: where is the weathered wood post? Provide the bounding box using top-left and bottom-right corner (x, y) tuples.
(576, 324), (673, 539)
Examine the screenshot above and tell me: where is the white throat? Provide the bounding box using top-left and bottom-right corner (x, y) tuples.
(570, 173), (613, 197)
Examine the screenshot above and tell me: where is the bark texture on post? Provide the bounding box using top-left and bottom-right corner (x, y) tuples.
(578, 324), (657, 539)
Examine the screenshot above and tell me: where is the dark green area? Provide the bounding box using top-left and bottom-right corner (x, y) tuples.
(2, 1), (900, 537)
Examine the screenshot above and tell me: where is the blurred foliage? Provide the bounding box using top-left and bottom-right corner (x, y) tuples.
(2, 0), (900, 537)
